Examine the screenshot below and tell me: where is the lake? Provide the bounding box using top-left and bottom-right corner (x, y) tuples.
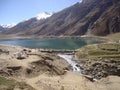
(0, 37), (103, 50)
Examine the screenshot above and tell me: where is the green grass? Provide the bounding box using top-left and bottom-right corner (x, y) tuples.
(61, 86), (64, 90)
(76, 43), (120, 60)
(0, 76), (35, 90)
(0, 77), (15, 86)
(90, 54), (120, 59)
(98, 43), (120, 50)
(107, 32), (120, 41)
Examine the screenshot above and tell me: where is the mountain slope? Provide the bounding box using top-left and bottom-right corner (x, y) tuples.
(3, 0), (120, 36)
(3, 12), (52, 35)
(0, 26), (5, 32)
(89, 1), (120, 36)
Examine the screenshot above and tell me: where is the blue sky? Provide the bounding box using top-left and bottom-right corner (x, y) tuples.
(0, 0), (80, 24)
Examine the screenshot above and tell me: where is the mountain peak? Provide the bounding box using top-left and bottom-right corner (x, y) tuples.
(36, 12), (53, 20)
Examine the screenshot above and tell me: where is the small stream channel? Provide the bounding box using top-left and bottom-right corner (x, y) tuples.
(58, 54), (81, 73)
(58, 54), (98, 81)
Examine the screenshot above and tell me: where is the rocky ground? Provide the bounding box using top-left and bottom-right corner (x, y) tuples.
(75, 43), (120, 79)
(0, 44), (69, 90)
(0, 44), (120, 90)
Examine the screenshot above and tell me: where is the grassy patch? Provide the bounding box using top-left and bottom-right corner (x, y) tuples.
(61, 86), (64, 90)
(107, 32), (120, 41)
(0, 77), (15, 86)
(0, 76), (35, 90)
(76, 43), (120, 60)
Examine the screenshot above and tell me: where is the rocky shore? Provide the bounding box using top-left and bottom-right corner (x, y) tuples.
(0, 44), (120, 90)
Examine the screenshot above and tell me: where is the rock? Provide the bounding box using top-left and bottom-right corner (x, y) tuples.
(23, 48), (27, 51)
(7, 66), (22, 71)
(52, 66), (65, 75)
(83, 75), (94, 82)
(16, 51), (27, 60)
(26, 68), (33, 74)
(28, 54), (69, 76)
(0, 49), (9, 55)
(6, 66), (22, 76)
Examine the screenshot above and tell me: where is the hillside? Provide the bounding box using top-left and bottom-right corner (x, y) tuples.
(3, 0), (120, 36)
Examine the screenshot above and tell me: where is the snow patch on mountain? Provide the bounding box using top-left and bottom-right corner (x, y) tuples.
(79, 0), (83, 3)
(36, 12), (52, 20)
(0, 23), (16, 28)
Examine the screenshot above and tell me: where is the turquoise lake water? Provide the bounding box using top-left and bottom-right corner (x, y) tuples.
(0, 37), (103, 50)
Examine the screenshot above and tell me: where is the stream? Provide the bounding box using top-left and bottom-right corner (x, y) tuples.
(58, 54), (98, 81)
(58, 54), (81, 73)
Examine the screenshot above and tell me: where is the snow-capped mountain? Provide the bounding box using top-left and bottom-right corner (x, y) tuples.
(2, 12), (53, 34)
(36, 12), (53, 20)
(0, 23), (16, 32)
(3, 0), (120, 36)
(0, 23), (16, 28)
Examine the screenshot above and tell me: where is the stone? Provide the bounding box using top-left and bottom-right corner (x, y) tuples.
(16, 51), (27, 60)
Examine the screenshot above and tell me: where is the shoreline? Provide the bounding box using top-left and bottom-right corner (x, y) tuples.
(0, 34), (109, 41)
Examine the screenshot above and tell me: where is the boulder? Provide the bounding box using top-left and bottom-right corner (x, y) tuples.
(16, 51), (27, 60)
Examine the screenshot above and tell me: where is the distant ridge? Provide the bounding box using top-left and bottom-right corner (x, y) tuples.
(0, 24), (16, 32)
(0, 24), (16, 28)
